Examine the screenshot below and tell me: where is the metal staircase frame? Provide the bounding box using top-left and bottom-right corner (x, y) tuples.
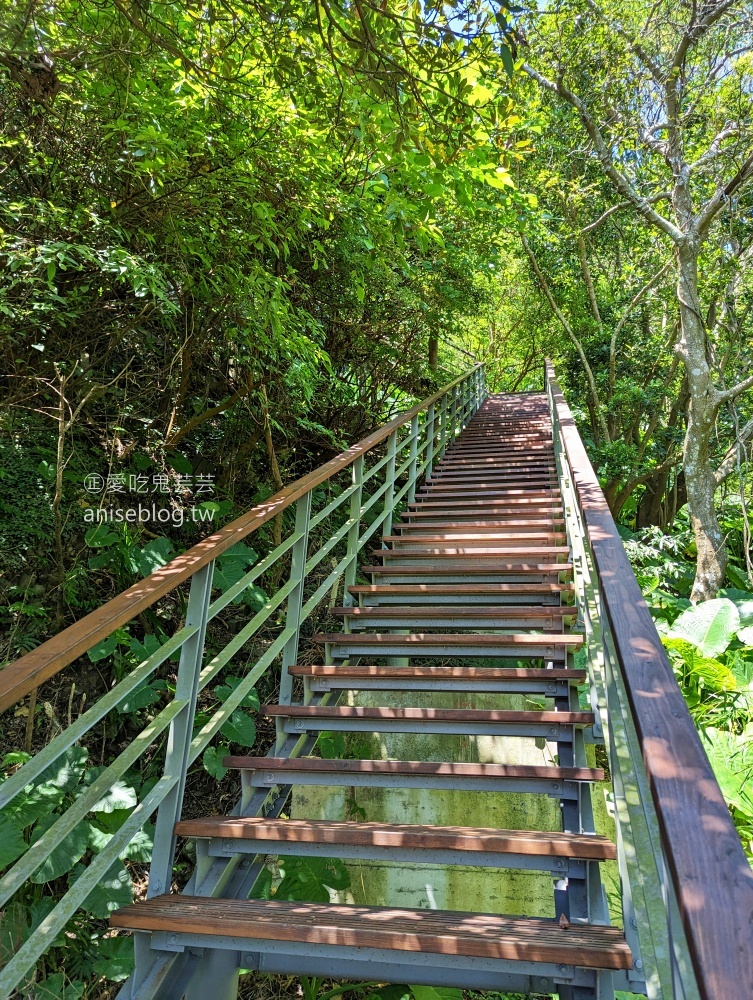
(0, 362), (751, 1000)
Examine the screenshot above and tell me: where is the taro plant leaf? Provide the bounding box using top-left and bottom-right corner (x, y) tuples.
(90, 780), (138, 813)
(275, 856), (350, 902)
(249, 865), (274, 900)
(212, 542), (258, 601)
(668, 599), (740, 658)
(117, 677), (163, 714)
(30, 816), (93, 883)
(69, 860), (134, 917)
(87, 634), (119, 662)
(365, 988), (411, 1000)
(0, 815), (28, 868)
(132, 537), (174, 577)
(738, 625), (753, 646)
(700, 728), (753, 817)
(719, 589), (753, 625)
(662, 638), (737, 691)
(89, 810), (154, 862)
(36, 745), (88, 793)
(214, 676), (260, 710)
(91, 934), (135, 982)
(203, 745), (231, 780)
(128, 633), (163, 662)
(5, 780), (64, 828)
(220, 709), (257, 747)
(410, 988), (464, 1000)
(85, 525), (119, 548)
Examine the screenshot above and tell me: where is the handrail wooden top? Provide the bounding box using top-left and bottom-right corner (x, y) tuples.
(545, 360), (753, 1000)
(0, 366), (481, 714)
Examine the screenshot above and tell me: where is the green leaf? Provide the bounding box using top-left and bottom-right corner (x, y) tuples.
(87, 634), (119, 662)
(212, 543), (258, 599)
(85, 525), (119, 548)
(214, 676), (260, 710)
(410, 987), (463, 1000)
(719, 589), (753, 625)
(275, 856), (350, 902)
(35, 746), (88, 793)
(135, 537), (174, 576)
(365, 988), (411, 1000)
(220, 710), (257, 747)
(31, 817), (92, 883)
(89, 812), (154, 862)
(203, 745), (231, 780)
(69, 860), (134, 917)
(738, 625), (753, 646)
(91, 935), (135, 982)
(117, 678), (163, 714)
(90, 780), (138, 813)
(0, 815), (28, 869)
(668, 599), (740, 658)
(499, 44), (514, 79)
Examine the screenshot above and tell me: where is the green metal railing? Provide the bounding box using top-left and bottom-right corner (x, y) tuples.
(0, 365), (485, 999)
(546, 361), (753, 1000)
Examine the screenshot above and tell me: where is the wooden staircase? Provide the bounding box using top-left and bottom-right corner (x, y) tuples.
(111, 393), (634, 999)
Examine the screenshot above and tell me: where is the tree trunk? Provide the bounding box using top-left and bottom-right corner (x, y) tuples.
(676, 247), (727, 600)
(428, 332), (438, 371)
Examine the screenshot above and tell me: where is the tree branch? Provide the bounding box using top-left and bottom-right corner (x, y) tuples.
(609, 259), (674, 392)
(695, 151), (753, 238)
(715, 416), (753, 484)
(578, 194), (671, 234)
(520, 232), (611, 443)
(521, 62), (683, 242)
(715, 371), (753, 405)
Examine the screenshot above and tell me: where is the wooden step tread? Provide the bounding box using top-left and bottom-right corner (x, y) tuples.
(174, 818), (616, 860)
(263, 705), (594, 724)
(383, 534), (567, 542)
(348, 584), (575, 594)
(313, 633), (583, 647)
(110, 896), (631, 969)
(332, 605), (574, 617)
(222, 756), (605, 782)
(360, 564), (573, 576)
(409, 499), (563, 508)
(373, 548), (571, 558)
(290, 665), (586, 680)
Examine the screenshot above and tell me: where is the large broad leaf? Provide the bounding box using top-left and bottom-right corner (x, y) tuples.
(89, 780), (138, 813)
(737, 625), (753, 646)
(88, 810), (154, 862)
(220, 709), (257, 748)
(214, 676), (260, 710)
(700, 728), (753, 817)
(661, 638), (737, 692)
(668, 599), (740, 657)
(91, 935), (135, 982)
(275, 856), (350, 902)
(36, 746), (88, 793)
(212, 543), (258, 601)
(410, 988), (463, 1000)
(203, 745), (231, 781)
(69, 860), (134, 917)
(719, 589), (753, 625)
(5, 780), (65, 829)
(30, 816), (92, 883)
(0, 815), (28, 869)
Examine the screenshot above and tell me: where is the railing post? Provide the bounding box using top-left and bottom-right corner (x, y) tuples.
(407, 413), (420, 504)
(425, 402), (436, 479)
(438, 391), (449, 459)
(343, 455), (364, 609)
(380, 428), (398, 540)
(146, 561), (214, 898)
(276, 491), (311, 749)
(448, 384), (458, 444)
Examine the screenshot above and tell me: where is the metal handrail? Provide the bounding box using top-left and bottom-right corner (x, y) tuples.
(545, 360), (753, 1000)
(0, 365), (485, 1000)
(0, 365), (483, 712)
